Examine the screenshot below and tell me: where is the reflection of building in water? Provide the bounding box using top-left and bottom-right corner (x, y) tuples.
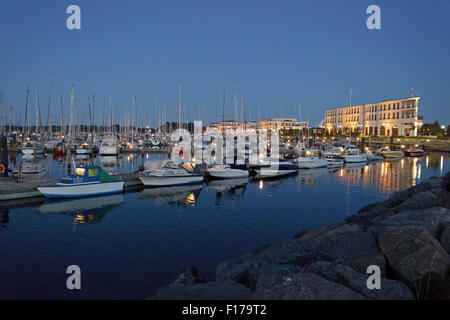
(334, 158), (425, 195)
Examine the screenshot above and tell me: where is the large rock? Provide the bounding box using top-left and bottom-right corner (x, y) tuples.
(216, 253), (302, 291)
(368, 207), (450, 238)
(378, 226), (450, 299)
(304, 260), (414, 300)
(440, 223), (450, 254)
(154, 281), (253, 300)
(252, 272), (366, 300)
(300, 223), (361, 245)
(318, 232), (387, 276)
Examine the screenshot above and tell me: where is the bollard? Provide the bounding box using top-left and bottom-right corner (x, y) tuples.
(0, 134), (8, 177)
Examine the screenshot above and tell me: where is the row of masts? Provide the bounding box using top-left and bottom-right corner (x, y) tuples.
(0, 80), (312, 138)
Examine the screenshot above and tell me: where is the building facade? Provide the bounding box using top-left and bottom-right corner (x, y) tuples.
(325, 96), (420, 136)
(206, 118), (308, 134)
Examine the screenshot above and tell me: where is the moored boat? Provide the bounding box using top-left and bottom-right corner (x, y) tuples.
(207, 164), (249, 179)
(297, 156), (328, 169)
(37, 165), (124, 198)
(139, 161), (204, 187)
(249, 159), (298, 178)
(405, 148), (424, 157)
(381, 149), (404, 159)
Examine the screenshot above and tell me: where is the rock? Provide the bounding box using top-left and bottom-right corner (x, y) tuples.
(253, 272), (366, 300)
(154, 281), (253, 300)
(292, 229), (308, 239)
(255, 238), (320, 266)
(437, 192), (450, 209)
(440, 223), (450, 254)
(304, 260), (414, 300)
(301, 223), (361, 245)
(378, 226), (450, 299)
(440, 172), (450, 191)
(299, 222), (344, 241)
(393, 190), (447, 213)
(171, 265), (205, 287)
(216, 254), (304, 290)
(318, 232), (387, 276)
(368, 207), (450, 238)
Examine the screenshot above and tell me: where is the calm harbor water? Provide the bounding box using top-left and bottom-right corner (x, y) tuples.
(0, 152), (448, 299)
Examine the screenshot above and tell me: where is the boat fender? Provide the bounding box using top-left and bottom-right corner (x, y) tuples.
(0, 164), (5, 174)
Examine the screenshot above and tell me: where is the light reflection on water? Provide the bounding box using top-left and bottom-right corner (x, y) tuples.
(0, 152), (448, 299)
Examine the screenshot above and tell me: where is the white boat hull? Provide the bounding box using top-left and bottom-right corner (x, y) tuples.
(139, 175), (204, 187)
(38, 181), (124, 198)
(298, 158), (328, 169)
(99, 146), (118, 155)
(381, 151), (404, 159)
(254, 169), (297, 178)
(207, 169), (249, 179)
(342, 155), (368, 163)
(76, 148), (92, 154)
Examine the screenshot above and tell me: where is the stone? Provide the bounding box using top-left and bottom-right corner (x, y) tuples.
(304, 260), (414, 300)
(378, 226), (450, 299)
(292, 229), (308, 239)
(154, 281), (253, 300)
(440, 223), (450, 254)
(301, 223), (361, 245)
(171, 264), (204, 287)
(368, 207), (450, 238)
(252, 272), (366, 300)
(318, 232), (387, 276)
(255, 238), (320, 266)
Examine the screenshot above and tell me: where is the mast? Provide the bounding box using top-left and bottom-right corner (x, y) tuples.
(35, 87), (42, 136)
(60, 97), (64, 137)
(24, 85), (30, 136)
(47, 76), (53, 136)
(178, 81), (182, 130)
(88, 96), (92, 136)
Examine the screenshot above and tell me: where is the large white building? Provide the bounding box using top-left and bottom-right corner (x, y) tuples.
(325, 96), (420, 136)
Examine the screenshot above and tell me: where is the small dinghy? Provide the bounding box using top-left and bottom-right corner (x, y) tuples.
(37, 165), (124, 198)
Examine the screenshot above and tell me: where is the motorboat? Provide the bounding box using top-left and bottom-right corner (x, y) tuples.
(207, 164), (249, 179)
(324, 155), (344, 166)
(342, 147), (368, 163)
(139, 160), (204, 187)
(405, 147), (424, 157)
(76, 142), (93, 154)
(13, 157), (46, 174)
(22, 141), (45, 155)
(37, 165), (124, 198)
(99, 134), (119, 155)
(366, 151), (383, 161)
(381, 149), (404, 159)
(297, 156), (328, 169)
(249, 158), (298, 178)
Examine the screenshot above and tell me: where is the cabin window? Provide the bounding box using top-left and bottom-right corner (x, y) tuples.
(88, 169), (99, 177)
(76, 168), (85, 176)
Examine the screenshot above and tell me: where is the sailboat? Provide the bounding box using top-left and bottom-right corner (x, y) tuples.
(99, 134), (119, 155)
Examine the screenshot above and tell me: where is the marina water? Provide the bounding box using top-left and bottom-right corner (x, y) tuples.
(0, 152), (448, 299)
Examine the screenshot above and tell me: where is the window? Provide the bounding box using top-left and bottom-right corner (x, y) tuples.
(88, 169), (98, 177)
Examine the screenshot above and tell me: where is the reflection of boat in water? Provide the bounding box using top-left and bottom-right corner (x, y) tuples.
(38, 194), (124, 213)
(99, 156), (119, 174)
(249, 159), (298, 178)
(297, 167), (329, 179)
(344, 162), (367, 169)
(76, 154), (90, 160)
(207, 177), (248, 191)
(139, 184), (203, 206)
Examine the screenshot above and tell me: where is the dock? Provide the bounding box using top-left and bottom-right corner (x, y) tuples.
(0, 173), (144, 202)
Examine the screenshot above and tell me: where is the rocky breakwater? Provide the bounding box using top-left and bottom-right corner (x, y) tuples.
(151, 172), (450, 300)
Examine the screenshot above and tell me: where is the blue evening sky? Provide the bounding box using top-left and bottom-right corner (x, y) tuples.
(0, 0), (449, 127)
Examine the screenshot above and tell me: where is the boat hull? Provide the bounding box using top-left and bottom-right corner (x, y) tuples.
(381, 151), (404, 159)
(298, 158), (328, 169)
(37, 181), (124, 198)
(342, 155), (368, 163)
(207, 169), (249, 179)
(254, 169), (298, 178)
(139, 175), (204, 187)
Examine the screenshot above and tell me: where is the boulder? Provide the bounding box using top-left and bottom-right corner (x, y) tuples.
(440, 223), (450, 254)
(393, 190), (447, 213)
(215, 253), (303, 291)
(254, 238), (320, 266)
(154, 281), (253, 300)
(292, 229), (308, 239)
(170, 264), (205, 287)
(318, 232), (387, 276)
(300, 223), (361, 245)
(368, 207), (450, 238)
(252, 272), (366, 300)
(304, 260), (414, 300)
(378, 226), (450, 299)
